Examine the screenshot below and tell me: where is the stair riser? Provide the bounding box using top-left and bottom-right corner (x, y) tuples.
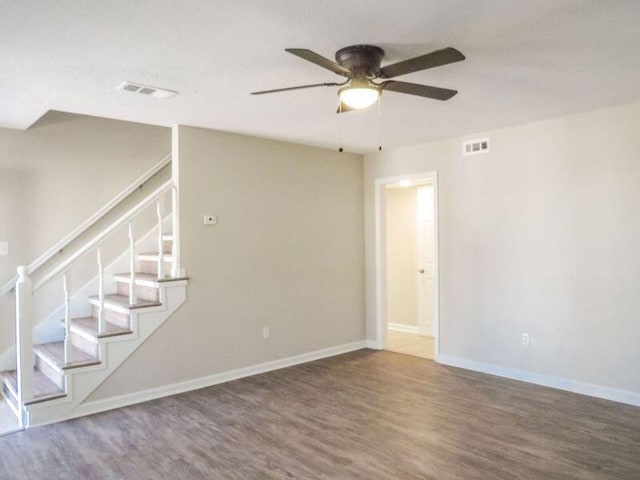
(163, 239), (173, 253)
(116, 282), (159, 302)
(35, 357), (64, 390)
(91, 305), (131, 329)
(71, 332), (99, 358)
(140, 259), (170, 275)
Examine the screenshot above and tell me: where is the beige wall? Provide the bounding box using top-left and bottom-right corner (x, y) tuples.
(365, 101), (640, 394)
(0, 111), (170, 350)
(90, 127), (364, 400)
(386, 186), (418, 327)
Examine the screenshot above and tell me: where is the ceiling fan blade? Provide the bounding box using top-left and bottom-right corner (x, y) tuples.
(286, 48), (352, 77)
(381, 81), (458, 100)
(336, 101), (355, 114)
(379, 47), (465, 79)
(251, 82), (342, 95)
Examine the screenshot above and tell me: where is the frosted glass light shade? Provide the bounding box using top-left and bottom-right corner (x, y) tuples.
(339, 86), (379, 109)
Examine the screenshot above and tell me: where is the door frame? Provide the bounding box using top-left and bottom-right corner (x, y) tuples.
(373, 171), (440, 360)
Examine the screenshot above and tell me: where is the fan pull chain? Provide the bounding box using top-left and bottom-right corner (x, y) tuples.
(377, 95), (383, 151)
(338, 101), (344, 153)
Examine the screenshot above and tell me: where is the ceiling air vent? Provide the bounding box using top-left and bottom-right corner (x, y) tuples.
(463, 138), (490, 156)
(117, 81), (177, 99)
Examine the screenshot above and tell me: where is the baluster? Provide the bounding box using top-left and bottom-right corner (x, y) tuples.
(97, 248), (105, 335)
(15, 266), (34, 427)
(63, 271), (71, 365)
(128, 223), (137, 306)
(171, 183), (180, 278)
(157, 198), (164, 280)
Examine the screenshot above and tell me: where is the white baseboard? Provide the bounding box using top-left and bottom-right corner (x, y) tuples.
(72, 340), (368, 420)
(438, 354), (640, 408)
(366, 339), (381, 349)
(388, 323), (419, 334)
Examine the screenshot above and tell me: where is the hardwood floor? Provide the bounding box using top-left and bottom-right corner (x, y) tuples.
(0, 349), (638, 479)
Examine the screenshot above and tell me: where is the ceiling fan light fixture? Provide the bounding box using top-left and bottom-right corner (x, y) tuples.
(338, 82), (379, 110)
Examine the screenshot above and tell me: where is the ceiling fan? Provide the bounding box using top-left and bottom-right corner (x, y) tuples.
(251, 45), (465, 112)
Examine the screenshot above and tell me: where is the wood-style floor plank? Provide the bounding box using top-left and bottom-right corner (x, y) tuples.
(0, 350), (638, 479)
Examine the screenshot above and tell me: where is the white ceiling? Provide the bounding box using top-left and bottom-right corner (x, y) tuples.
(2, 0), (640, 153)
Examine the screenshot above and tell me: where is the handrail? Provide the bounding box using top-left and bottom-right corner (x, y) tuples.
(0, 275), (17, 297)
(0, 153), (171, 296)
(33, 178), (174, 292)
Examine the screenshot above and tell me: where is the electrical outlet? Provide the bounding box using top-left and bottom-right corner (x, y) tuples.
(0, 241), (8, 256)
(203, 215), (217, 226)
(521, 333), (530, 346)
(262, 327), (270, 339)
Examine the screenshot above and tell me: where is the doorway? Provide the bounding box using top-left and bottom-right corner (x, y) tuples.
(374, 173), (439, 360)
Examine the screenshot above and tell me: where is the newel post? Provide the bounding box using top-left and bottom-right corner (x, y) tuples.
(15, 266), (34, 426)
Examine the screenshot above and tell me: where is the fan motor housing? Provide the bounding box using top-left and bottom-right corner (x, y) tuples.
(335, 45), (385, 78)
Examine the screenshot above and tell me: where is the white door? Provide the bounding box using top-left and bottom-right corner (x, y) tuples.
(416, 185), (435, 336)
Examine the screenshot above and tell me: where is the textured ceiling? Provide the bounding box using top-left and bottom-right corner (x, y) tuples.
(2, 0), (640, 153)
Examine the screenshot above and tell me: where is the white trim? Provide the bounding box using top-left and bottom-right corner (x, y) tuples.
(366, 340), (381, 349)
(387, 323), (419, 334)
(373, 171), (440, 358)
(438, 354), (640, 407)
(64, 341), (368, 422)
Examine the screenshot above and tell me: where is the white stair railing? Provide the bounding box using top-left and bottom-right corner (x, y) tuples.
(97, 248), (105, 335)
(63, 271), (71, 365)
(0, 154), (172, 297)
(15, 266), (34, 428)
(128, 223), (137, 306)
(171, 182), (181, 278)
(156, 198), (165, 280)
(1, 154), (180, 426)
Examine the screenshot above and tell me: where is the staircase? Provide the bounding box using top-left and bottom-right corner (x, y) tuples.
(0, 155), (187, 428)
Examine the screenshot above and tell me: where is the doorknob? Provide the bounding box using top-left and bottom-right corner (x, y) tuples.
(418, 269), (424, 274)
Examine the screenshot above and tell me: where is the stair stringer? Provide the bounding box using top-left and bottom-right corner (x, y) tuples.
(24, 282), (187, 427)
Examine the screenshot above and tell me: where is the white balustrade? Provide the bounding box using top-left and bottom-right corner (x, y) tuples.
(63, 271), (71, 365)
(128, 223), (137, 306)
(15, 266), (34, 427)
(157, 198), (165, 280)
(1, 154), (179, 425)
(97, 248), (105, 335)
(171, 184), (180, 278)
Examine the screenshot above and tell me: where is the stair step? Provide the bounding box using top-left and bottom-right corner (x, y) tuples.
(88, 294), (162, 311)
(162, 234), (173, 241)
(137, 252), (173, 262)
(34, 341), (101, 371)
(1, 368), (66, 405)
(71, 316), (132, 338)
(113, 272), (188, 286)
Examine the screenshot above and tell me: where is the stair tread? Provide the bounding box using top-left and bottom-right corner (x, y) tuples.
(1, 368), (66, 402)
(34, 341), (100, 370)
(71, 316), (132, 338)
(89, 294), (162, 310)
(114, 272), (187, 283)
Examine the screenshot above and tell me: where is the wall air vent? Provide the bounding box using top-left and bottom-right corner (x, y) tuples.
(117, 81), (177, 99)
(463, 138), (490, 156)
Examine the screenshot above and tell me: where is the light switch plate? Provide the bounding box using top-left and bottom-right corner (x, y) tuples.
(0, 241), (8, 256)
(203, 215), (217, 226)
